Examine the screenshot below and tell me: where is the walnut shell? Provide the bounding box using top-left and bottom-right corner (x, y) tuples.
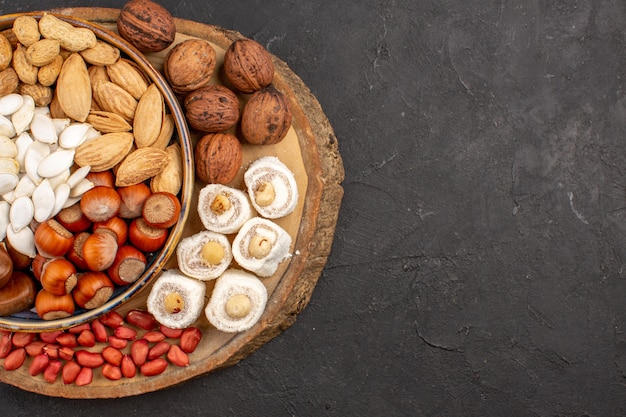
(184, 85), (240, 133)
(222, 39), (274, 93)
(240, 85), (292, 145)
(117, 0), (176, 53)
(164, 39), (216, 95)
(194, 133), (243, 184)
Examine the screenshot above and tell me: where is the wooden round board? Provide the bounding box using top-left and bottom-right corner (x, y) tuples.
(0, 7), (344, 398)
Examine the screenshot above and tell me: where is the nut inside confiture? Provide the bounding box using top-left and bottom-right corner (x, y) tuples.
(202, 240), (224, 266)
(225, 294), (251, 319)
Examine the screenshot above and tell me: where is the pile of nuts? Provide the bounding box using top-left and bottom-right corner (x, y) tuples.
(0, 308), (202, 384)
(0, 11), (183, 321)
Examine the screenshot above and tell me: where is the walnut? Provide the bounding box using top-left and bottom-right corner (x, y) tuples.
(163, 39), (216, 95)
(222, 39), (274, 93)
(184, 85), (239, 132)
(240, 85), (292, 145)
(194, 133), (243, 184)
(117, 0), (176, 53)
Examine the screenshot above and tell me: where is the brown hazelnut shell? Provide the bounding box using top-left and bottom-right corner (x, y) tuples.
(184, 85), (240, 133)
(117, 0), (176, 53)
(240, 85), (292, 145)
(223, 39), (274, 93)
(163, 39), (216, 94)
(194, 133), (243, 184)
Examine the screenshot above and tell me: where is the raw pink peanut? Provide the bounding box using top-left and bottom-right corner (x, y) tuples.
(102, 346), (123, 366)
(179, 327), (202, 353)
(102, 363), (122, 380)
(114, 325), (137, 341)
(62, 361), (81, 384)
(148, 341), (170, 360)
(121, 354), (136, 378)
(43, 343), (60, 359)
(39, 330), (63, 344)
(91, 318), (109, 343)
(56, 332), (78, 348)
(100, 311), (124, 328)
(167, 344), (189, 367)
(29, 353), (50, 376)
(159, 325), (182, 339)
(3, 347), (26, 370)
(140, 358), (168, 376)
(75, 367), (93, 386)
(12, 332), (35, 348)
(142, 331), (165, 343)
(25, 340), (46, 356)
(59, 346), (74, 361)
(126, 309), (157, 330)
(68, 323), (92, 334)
(77, 330), (96, 347)
(108, 336), (128, 349)
(130, 338), (149, 366)
(0, 333), (13, 358)
(75, 350), (104, 368)
(43, 360), (62, 383)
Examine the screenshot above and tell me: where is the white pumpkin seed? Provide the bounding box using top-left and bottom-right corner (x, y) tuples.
(15, 132), (34, 171)
(34, 106), (50, 116)
(52, 183), (70, 217)
(69, 178), (95, 198)
(30, 113), (58, 144)
(0, 94), (24, 116)
(48, 169), (70, 190)
(38, 148), (75, 178)
(24, 140), (50, 184)
(1, 189), (13, 204)
(52, 118), (71, 136)
(0, 135), (17, 158)
(0, 114), (15, 138)
(66, 165), (91, 189)
(59, 123), (91, 149)
(62, 196), (81, 209)
(6, 224), (36, 258)
(0, 172), (18, 195)
(0, 157), (19, 175)
(32, 178), (55, 222)
(13, 174), (37, 200)
(11, 95), (35, 135)
(0, 201), (9, 241)
(9, 195), (34, 231)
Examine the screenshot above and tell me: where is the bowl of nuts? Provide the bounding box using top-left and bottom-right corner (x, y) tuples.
(0, 12), (193, 332)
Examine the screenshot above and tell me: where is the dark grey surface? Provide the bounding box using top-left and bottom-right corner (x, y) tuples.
(2, 0), (626, 415)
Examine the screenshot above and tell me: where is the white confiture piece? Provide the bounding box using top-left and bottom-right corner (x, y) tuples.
(204, 269), (268, 333)
(197, 184), (254, 234)
(176, 231), (232, 281)
(0, 94), (24, 116)
(244, 156), (299, 219)
(6, 224), (36, 258)
(231, 217), (292, 277)
(147, 269), (206, 330)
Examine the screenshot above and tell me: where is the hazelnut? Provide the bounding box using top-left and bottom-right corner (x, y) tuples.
(184, 85), (239, 132)
(164, 39), (216, 94)
(240, 85), (292, 145)
(210, 193), (232, 214)
(254, 182), (275, 207)
(248, 234), (272, 259)
(194, 133), (243, 184)
(201, 240), (224, 266)
(225, 294), (252, 319)
(223, 39), (274, 93)
(118, 0), (176, 53)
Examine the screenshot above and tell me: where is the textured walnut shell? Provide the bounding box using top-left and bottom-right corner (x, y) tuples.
(164, 39), (216, 94)
(222, 39), (274, 93)
(194, 133), (243, 184)
(117, 0), (176, 53)
(184, 85), (240, 132)
(240, 85), (292, 145)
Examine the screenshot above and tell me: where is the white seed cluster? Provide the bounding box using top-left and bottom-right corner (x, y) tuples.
(0, 93), (100, 257)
